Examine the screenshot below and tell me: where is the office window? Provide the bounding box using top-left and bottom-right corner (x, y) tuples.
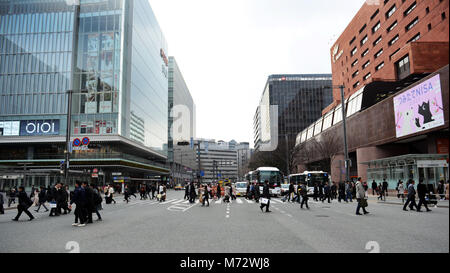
(389, 34), (399, 46)
(405, 17), (419, 32)
(396, 55), (410, 79)
(442, 12), (446, 20)
(372, 21), (381, 33)
(407, 32), (420, 43)
(370, 9), (380, 20)
(352, 70), (359, 78)
(351, 47), (357, 56)
(387, 20), (398, 32)
(373, 35), (382, 46)
(375, 62), (384, 71)
(353, 81), (360, 88)
(351, 59), (358, 67)
(362, 60), (370, 69)
(359, 24), (367, 34)
(360, 35), (368, 46)
(349, 36), (356, 45)
(364, 73), (371, 80)
(386, 5), (396, 19)
(404, 2), (417, 17)
(361, 48), (369, 57)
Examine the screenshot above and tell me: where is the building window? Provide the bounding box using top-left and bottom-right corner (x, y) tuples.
(371, 9), (380, 20)
(361, 48), (369, 57)
(426, 7), (430, 14)
(372, 21), (381, 33)
(442, 12), (446, 20)
(359, 24), (367, 34)
(405, 17), (419, 32)
(349, 36), (356, 45)
(428, 23), (432, 30)
(364, 73), (371, 80)
(375, 62), (385, 71)
(360, 35), (368, 46)
(404, 1), (417, 17)
(388, 34), (399, 46)
(351, 59), (359, 67)
(387, 20), (398, 32)
(374, 48), (383, 59)
(362, 60), (371, 69)
(386, 5), (396, 19)
(351, 47), (357, 56)
(396, 55), (410, 79)
(373, 35), (382, 46)
(353, 81), (360, 88)
(352, 70), (359, 78)
(407, 32), (420, 43)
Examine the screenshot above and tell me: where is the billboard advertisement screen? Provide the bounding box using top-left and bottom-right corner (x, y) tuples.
(394, 74), (444, 138)
(19, 120), (60, 136)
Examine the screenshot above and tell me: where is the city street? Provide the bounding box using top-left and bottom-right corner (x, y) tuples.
(1, 190), (448, 253)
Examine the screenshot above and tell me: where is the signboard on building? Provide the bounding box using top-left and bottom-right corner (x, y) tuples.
(0, 121), (20, 136)
(19, 120), (59, 136)
(394, 74), (445, 138)
(417, 160), (448, 168)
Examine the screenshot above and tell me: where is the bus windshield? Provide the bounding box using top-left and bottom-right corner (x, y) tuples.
(289, 175), (306, 184)
(258, 171), (282, 186)
(307, 173), (329, 187)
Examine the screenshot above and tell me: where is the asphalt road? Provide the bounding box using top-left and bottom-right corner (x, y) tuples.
(0, 190), (448, 253)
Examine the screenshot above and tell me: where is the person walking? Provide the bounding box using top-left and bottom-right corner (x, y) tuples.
(48, 184), (60, 217)
(184, 184), (189, 200)
(331, 182), (337, 200)
(371, 180), (377, 196)
(29, 185), (36, 199)
(231, 183), (236, 200)
(202, 184), (210, 207)
(8, 188), (16, 207)
(216, 184), (221, 200)
(0, 190), (5, 214)
(246, 183), (251, 200)
(377, 183), (384, 201)
(124, 185), (131, 203)
(69, 181), (87, 227)
(35, 187), (49, 213)
(109, 184), (116, 204)
(300, 183), (309, 209)
(313, 183), (319, 201)
(12, 186), (34, 221)
(417, 180), (432, 212)
(83, 182), (95, 224)
(92, 184), (103, 221)
(355, 178), (369, 215)
(255, 182), (261, 203)
(437, 180), (445, 200)
(345, 181), (353, 202)
(288, 182), (294, 202)
(397, 181), (405, 203)
(151, 183), (156, 199)
(382, 179), (389, 197)
(259, 181), (271, 213)
(322, 182), (331, 203)
(189, 182), (196, 204)
(338, 182), (346, 202)
(403, 179), (418, 211)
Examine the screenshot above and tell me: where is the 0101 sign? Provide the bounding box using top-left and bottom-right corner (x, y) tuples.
(19, 120), (59, 136)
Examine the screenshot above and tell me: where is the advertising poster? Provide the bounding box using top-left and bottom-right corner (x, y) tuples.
(87, 34), (99, 52)
(85, 101), (97, 114)
(100, 101), (112, 113)
(394, 74), (444, 138)
(101, 51), (113, 71)
(19, 120), (59, 136)
(101, 33), (114, 51)
(0, 121), (20, 136)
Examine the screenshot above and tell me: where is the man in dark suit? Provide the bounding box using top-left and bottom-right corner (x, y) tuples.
(259, 181), (271, 213)
(403, 179), (418, 211)
(417, 180), (432, 212)
(83, 182), (95, 224)
(189, 182), (196, 204)
(288, 182), (294, 202)
(371, 180), (377, 196)
(0, 191), (5, 214)
(69, 181), (87, 227)
(12, 186), (34, 221)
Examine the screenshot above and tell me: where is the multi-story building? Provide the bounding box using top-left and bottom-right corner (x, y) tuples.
(236, 142), (253, 180)
(295, 0), (449, 188)
(168, 56), (197, 185)
(253, 74), (332, 154)
(195, 139), (248, 183)
(324, 0), (449, 114)
(0, 0), (170, 190)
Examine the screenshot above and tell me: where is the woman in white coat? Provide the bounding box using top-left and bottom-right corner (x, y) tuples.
(356, 178), (369, 216)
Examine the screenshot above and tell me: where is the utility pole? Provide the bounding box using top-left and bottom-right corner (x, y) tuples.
(285, 134), (290, 177)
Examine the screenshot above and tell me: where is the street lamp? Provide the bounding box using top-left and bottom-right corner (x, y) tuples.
(324, 85), (350, 183)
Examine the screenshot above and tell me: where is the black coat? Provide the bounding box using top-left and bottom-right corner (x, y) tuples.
(85, 187), (95, 209)
(0, 192), (4, 205)
(17, 191), (32, 208)
(262, 185), (270, 199)
(70, 187), (86, 206)
(289, 184), (294, 193)
(417, 183), (428, 198)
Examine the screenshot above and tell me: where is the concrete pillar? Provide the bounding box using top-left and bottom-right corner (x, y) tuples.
(331, 154), (345, 183)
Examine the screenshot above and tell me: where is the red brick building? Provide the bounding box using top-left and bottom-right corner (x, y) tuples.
(324, 0), (449, 115)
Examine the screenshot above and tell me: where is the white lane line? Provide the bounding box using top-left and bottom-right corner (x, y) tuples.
(286, 214), (293, 217)
(182, 200), (189, 204)
(236, 199), (243, 204)
(215, 199), (222, 204)
(271, 199), (282, 204)
(245, 199), (254, 204)
(171, 199), (184, 204)
(226, 215), (230, 218)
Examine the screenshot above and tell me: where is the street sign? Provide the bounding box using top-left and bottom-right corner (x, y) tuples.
(112, 172), (122, 176)
(190, 137), (194, 149)
(82, 137), (90, 146)
(73, 138), (81, 147)
(200, 170), (205, 177)
(92, 173), (98, 178)
(93, 168), (98, 173)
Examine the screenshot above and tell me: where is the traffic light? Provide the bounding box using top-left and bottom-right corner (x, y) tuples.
(60, 160), (65, 175)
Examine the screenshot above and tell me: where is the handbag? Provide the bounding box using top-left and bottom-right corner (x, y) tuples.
(49, 201), (57, 208)
(360, 198), (368, 208)
(261, 198), (269, 205)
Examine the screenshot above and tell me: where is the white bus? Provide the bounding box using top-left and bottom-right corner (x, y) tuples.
(288, 171), (330, 197)
(253, 167), (283, 197)
(245, 171), (257, 184)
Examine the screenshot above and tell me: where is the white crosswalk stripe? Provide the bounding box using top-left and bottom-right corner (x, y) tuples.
(215, 199), (222, 204)
(245, 199), (254, 204)
(236, 199), (243, 204)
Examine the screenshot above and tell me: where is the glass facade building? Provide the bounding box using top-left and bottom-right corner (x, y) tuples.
(0, 0), (170, 190)
(254, 74), (333, 150)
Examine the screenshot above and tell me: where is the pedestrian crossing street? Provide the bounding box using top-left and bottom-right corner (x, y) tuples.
(113, 197), (323, 209)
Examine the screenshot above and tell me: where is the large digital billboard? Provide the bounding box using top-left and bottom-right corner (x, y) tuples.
(394, 74), (445, 138)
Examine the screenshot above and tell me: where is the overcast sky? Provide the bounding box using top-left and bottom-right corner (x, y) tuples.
(149, 0), (366, 147)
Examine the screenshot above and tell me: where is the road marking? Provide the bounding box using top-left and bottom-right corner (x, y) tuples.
(171, 199), (184, 204)
(245, 199), (254, 204)
(226, 215), (230, 218)
(158, 199), (177, 204)
(271, 199), (282, 204)
(236, 199), (243, 204)
(286, 214), (293, 217)
(215, 199), (222, 204)
(182, 200), (189, 204)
